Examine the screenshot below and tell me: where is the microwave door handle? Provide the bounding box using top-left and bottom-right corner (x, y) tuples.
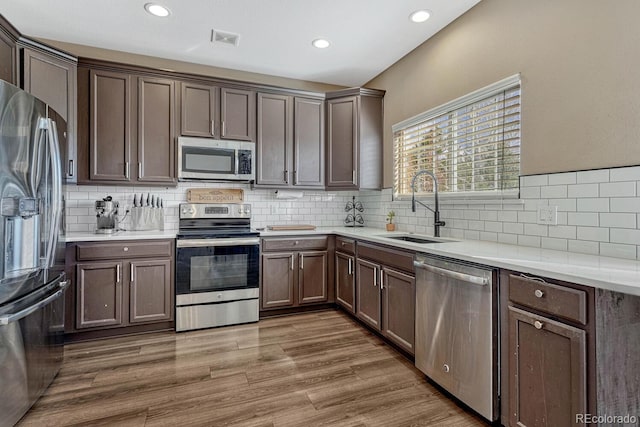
(234, 151), (239, 176)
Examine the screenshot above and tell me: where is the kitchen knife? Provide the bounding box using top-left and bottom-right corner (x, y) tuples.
(146, 193), (150, 207)
(133, 194), (138, 207)
(151, 195), (155, 208)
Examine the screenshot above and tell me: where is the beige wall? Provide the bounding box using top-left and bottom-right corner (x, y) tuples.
(367, 0), (640, 187)
(39, 39), (343, 93)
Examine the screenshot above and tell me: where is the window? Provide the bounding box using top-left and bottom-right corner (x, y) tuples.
(393, 75), (521, 199)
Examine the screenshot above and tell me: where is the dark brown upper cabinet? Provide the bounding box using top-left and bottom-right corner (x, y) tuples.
(78, 64), (177, 186)
(180, 81), (255, 141)
(256, 93), (325, 188)
(20, 43), (78, 183)
(137, 76), (176, 184)
(0, 15), (18, 85)
(326, 88), (384, 190)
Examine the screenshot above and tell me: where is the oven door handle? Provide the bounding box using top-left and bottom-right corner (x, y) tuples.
(177, 238), (260, 248)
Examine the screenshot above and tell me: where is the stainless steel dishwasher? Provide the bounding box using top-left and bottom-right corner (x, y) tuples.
(414, 253), (498, 422)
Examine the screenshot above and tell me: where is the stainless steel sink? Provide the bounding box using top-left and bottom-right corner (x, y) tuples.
(377, 235), (444, 244)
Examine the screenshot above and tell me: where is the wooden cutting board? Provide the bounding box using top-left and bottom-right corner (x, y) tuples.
(186, 188), (243, 203)
(267, 224), (316, 231)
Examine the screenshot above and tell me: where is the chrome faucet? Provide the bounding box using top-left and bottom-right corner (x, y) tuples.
(411, 170), (446, 237)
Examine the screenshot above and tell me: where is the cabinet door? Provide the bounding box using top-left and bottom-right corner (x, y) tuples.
(327, 96), (358, 188)
(355, 258), (381, 330)
(293, 97), (324, 187)
(221, 87), (255, 141)
(0, 27), (16, 85)
(508, 306), (587, 427)
(256, 93), (292, 186)
(382, 268), (415, 355)
(90, 69), (132, 182)
(298, 251), (328, 305)
(137, 76), (176, 184)
(180, 82), (217, 137)
(76, 261), (124, 329)
(261, 252), (295, 309)
(335, 252), (355, 313)
(129, 259), (172, 323)
(22, 47), (77, 182)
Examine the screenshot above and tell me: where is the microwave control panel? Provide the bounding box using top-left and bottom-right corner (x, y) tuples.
(238, 150), (253, 175)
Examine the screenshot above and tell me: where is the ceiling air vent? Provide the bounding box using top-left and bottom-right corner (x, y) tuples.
(211, 29), (240, 47)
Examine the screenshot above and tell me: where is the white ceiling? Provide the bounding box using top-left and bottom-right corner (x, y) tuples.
(1, 0), (480, 87)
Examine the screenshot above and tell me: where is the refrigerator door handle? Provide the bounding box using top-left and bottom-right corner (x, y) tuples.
(0, 279), (69, 325)
(44, 118), (63, 269)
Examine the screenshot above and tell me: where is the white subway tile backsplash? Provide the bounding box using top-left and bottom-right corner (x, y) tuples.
(577, 198), (609, 212)
(548, 172), (577, 185)
(576, 226), (609, 242)
(567, 212), (599, 227)
(599, 243), (637, 260)
(541, 237), (568, 251)
(577, 169), (609, 184)
(521, 175), (548, 187)
(568, 240), (600, 255)
(599, 213), (636, 229)
(599, 182), (636, 197)
(567, 183), (598, 198)
(610, 197), (640, 213)
(541, 185), (568, 199)
(63, 165), (640, 261)
(609, 166), (640, 182)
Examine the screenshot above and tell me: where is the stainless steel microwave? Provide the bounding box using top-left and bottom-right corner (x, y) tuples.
(178, 137), (255, 182)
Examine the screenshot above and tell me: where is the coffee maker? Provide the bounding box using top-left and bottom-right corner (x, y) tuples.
(95, 196), (119, 234)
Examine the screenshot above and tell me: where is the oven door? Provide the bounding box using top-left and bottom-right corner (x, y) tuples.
(176, 237), (259, 295)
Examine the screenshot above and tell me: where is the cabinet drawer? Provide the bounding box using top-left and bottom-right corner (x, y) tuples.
(336, 237), (355, 254)
(76, 240), (173, 261)
(357, 242), (414, 273)
(508, 274), (587, 325)
(262, 236), (328, 252)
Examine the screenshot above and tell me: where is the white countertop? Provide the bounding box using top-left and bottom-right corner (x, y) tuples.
(260, 226), (640, 297)
(63, 230), (177, 242)
(65, 227), (640, 297)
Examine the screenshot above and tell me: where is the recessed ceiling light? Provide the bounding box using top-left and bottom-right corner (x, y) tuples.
(409, 10), (431, 23)
(144, 3), (170, 17)
(312, 39), (331, 49)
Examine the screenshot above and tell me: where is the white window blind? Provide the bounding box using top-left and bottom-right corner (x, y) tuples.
(393, 75), (521, 199)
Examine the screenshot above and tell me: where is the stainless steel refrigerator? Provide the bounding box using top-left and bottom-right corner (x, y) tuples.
(0, 80), (68, 426)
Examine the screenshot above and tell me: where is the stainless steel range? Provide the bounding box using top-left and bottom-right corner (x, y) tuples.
(175, 203), (259, 332)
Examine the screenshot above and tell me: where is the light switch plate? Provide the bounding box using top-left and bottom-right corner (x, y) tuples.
(537, 205), (557, 225)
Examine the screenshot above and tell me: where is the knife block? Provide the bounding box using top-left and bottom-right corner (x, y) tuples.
(130, 207), (164, 231)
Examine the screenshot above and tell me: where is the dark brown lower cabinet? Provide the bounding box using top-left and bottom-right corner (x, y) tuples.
(508, 306), (587, 427)
(261, 252), (295, 309)
(298, 251), (328, 304)
(335, 251), (355, 313)
(129, 259), (172, 323)
(382, 268), (415, 355)
(76, 261), (123, 329)
(356, 258), (381, 329)
(260, 237), (332, 312)
(66, 239), (174, 337)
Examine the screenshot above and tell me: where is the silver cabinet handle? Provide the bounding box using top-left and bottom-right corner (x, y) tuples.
(69, 159), (74, 177)
(222, 120), (226, 136)
(116, 264), (121, 283)
(534, 320), (544, 330)
(125, 162), (130, 179)
(373, 267), (377, 287)
(130, 266), (134, 282)
(211, 120), (215, 136)
(380, 269), (384, 290)
(348, 258), (352, 275)
(138, 162), (142, 179)
(300, 253), (304, 270)
(290, 254), (294, 270)
(520, 274), (548, 285)
(534, 289), (544, 298)
(352, 170), (356, 183)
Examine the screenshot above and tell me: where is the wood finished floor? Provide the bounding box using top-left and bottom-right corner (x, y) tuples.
(19, 310), (488, 427)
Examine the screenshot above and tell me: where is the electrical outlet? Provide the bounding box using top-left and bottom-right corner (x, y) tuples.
(537, 205), (557, 225)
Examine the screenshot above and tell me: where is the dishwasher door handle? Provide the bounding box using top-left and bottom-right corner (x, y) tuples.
(414, 261), (489, 286)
